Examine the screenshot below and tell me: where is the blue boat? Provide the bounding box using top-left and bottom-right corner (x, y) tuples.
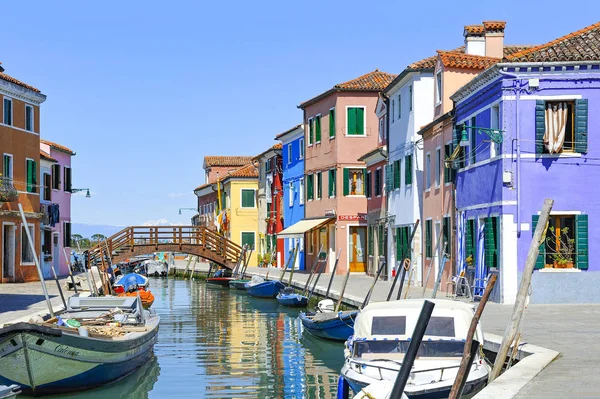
(276, 287), (308, 307)
(245, 279), (286, 298)
(299, 310), (358, 341)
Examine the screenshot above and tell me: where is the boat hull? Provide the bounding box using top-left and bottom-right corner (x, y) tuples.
(229, 280), (250, 290)
(277, 293), (308, 307)
(206, 277), (236, 287)
(0, 318), (159, 396)
(245, 280), (286, 298)
(299, 311), (357, 341)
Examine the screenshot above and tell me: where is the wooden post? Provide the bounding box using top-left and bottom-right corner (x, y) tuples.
(324, 249), (342, 298)
(449, 274), (497, 399)
(63, 247), (78, 294)
(334, 267), (351, 312)
(287, 243), (300, 286)
(489, 198), (554, 383)
(362, 257), (386, 309)
(422, 227), (445, 297)
(301, 245), (323, 296)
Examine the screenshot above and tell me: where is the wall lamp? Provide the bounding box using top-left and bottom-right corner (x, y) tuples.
(72, 188), (91, 198)
(459, 124), (505, 147)
(178, 207), (196, 215)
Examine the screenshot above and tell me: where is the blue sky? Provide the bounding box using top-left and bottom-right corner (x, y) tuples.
(1, 1), (597, 229)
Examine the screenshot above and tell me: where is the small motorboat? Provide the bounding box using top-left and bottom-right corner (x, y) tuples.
(113, 273), (149, 294)
(144, 260), (168, 277)
(300, 308), (357, 342)
(0, 385), (20, 399)
(206, 268), (234, 287)
(340, 298), (491, 399)
(276, 287), (308, 307)
(244, 276), (285, 298)
(229, 279), (250, 290)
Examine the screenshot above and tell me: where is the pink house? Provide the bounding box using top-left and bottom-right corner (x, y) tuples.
(40, 139), (75, 277)
(298, 70), (396, 274)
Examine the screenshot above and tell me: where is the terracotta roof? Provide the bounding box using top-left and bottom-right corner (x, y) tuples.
(274, 124), (303, 140)
(223, 163), (258, 179)
(483, 21), (506, 32)
(194, 182), (212, 191)
(40, 150), (57, 163)
(40, 139), (75, 155)
(437, 51), (502, 69)
(253, 144), (282, 161)
(408, 55), (437, 70)
(203, 156), (253, 168)
(506, 21), (600, 62)
(0, 72), (41, 93)
(464, 25), (484, 35)
(333, 70), (397, 91)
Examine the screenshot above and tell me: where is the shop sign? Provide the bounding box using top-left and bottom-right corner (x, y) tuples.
(338, 215), (367, 221)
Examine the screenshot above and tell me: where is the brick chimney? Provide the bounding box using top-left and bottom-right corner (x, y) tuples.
(483, 21), (506, 58)
(463, 25), (485, 56)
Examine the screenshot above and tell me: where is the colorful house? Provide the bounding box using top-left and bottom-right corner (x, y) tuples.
(39, 140), (75, 278)
(0, 65), (46, 283)
(298, 70), (396, 274)
(275, 125), (305, 270)
(419, 21), (532, 293)
(254, 145), (284, 267)
(451, 21), (600, 304)
(221, 163), (259, 266)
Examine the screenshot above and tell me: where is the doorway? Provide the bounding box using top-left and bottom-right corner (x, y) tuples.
(2, 223), (16, 282)
(349, 226), (366, 272)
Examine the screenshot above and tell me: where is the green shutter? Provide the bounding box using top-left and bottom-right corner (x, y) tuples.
(393, 160), (400, 189)
(395, 228), (400, 260)
(3, 155), (8, 176)
(315, 116), (321, 142)
(452, 125), (460, 148)
(368, 227), (373, 256)
(365, 171), (371, 198)
(343, 168), (349, 196)
(532, 215), (545, 269)
(328, 169), (335, 197)
(535, 100), (546, 154)
(242, 189), (255, 207)
(425, 220), (432, 258)
(405, 155), (412, 185)
(466, 219), (475, 266)
(347, 108), (356, 135)
(33, 161), (37, 193)
(378, 225), (384, 255)
(484, 218), (493, 269)
(26, 160), (31, 192)
(307, 175), (313, 200)
(442, 217), (449, 255)
(494, 216), (500, 269)
(574, 99), (588, 153)
(385, 164), (393, 192)
(317, 172), (322, 199)
(362, 168), (367, 195)
(356, 108), (364, 135)
(329, 109), (336, 138)
(575, 214), (588, 270)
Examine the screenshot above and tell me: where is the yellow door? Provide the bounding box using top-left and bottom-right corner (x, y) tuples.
(349, 227), (367, 272)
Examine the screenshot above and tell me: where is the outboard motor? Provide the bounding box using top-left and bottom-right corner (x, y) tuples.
(317, 299), (335, 313)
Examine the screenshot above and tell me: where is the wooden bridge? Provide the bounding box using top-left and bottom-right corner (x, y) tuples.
(86, 226), (244, 271)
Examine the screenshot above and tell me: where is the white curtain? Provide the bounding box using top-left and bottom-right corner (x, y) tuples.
(544, 102), (568, 154)
(266, 174), (273, 203)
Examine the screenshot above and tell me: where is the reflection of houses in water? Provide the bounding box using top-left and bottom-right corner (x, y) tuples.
(301, 330), (341, 399)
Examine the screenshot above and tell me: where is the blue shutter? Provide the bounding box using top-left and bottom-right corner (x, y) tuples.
(532, 215), (545, 269)
(574, 99), (588, 154)
(575, 214), (588, 270)
(535, 100), (546, 154)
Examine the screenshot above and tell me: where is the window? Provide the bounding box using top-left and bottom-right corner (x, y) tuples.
(444, 143), (455, 184)
(64, 222), (72, 247)
(368, 226), (374, 257)
(289, 182), (294, 207)
(25, 105), (34, 132)
(482, 217), (500, 269)
(3, 154), (13, 180)
(442, 216), (451, 255)
(21, 224), (35, 263)
(329, 108), (336, 138)
(299, 178), (304, 204)
(3, 97), (12, 125)
(435, 148), (441, 187)
(241, 232), (256, 250)
(405, 155), (412, 185)
(287, 143), (292, 164)
(347, 107), (365, 135)
(344, 168), (365, 195)
(465, 219), (477, 267)
(490, 105), (500, 158)
(425, 153), (431, 190)
(378, 117), (384, 143)
(63, 166), (72, 192)
(536, 99), (588, 154)
(299, 138), (304, 159)
(265, 158), (271, 173)
(393, 160), (400, 190)
(391, 99), (395, 122)
(241, 189), (255, 208)
(315, 114), (322, 143)
(398, 94), (401, 120)
(409, 85), (413, 111)
(43, 173), (51, 201)
(52, 164), (61, 189)
(42, 229), (52, 256)
(26, 159), (37, 193)
(316, 172), (322, 200)
(328, 169), (336, 197)
(307, 118), (313, 145)
(378, 224), (384, 255)
(533, 214), (588, 270)
(365, 170), (371, 198)
(306, 174), (314, 201)
(435, 72), (442, 104)
(396, 226), (412, 261)
(375, 168), (382, 196)
(308, 230), (314, 254)
(425, 220), (432, 258)
(469, 116), (476, 164)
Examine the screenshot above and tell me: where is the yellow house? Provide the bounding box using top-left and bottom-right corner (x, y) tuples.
(221, 163), (259, 266)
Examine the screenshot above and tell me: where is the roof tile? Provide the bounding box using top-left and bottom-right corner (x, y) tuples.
(0, 72), (41, 93)
(437, 51), (502, 70)
(333, 69), (397, 91)
(203, 156), (253, 168)
(224, 163), (258, 179)
(40, 150), (57, 163)
(483, 21), (506, 32)
(464, 25), (485, 35)
(40, 139), (75, 155)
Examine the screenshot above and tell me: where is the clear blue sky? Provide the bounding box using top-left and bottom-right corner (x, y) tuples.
(1, 1), (597, 227)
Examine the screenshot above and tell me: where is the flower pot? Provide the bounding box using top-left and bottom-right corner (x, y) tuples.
(554, 261), (574, 269)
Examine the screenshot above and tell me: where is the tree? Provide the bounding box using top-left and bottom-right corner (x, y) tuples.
(91, 234), (107, 244)
(71, 234), (83, 243)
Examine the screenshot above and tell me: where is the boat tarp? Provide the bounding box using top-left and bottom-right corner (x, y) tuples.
(277, 217), (333, 238)
(116, 273), (148, 292)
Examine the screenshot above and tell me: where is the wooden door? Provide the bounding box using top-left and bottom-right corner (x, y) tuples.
(349, 227), (367, 272)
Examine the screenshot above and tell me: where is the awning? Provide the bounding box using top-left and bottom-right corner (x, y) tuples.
(277, 218), (333, 238)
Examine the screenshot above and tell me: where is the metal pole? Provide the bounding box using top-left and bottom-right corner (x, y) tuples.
(17, 203), (54, 317)
(361, 257), (386, 309)
(389, 300), (435, 399)
(490, 198), (554, 382)
(63, 247), (78, 294)
(449, 274), (498, 399)
(324, 249), (342, 299)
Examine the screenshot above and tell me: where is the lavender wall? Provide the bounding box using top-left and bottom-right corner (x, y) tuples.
(49, 148), (72, 276)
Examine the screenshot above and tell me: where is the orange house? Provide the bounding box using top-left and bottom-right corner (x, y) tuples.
(0, 66), (47, 283)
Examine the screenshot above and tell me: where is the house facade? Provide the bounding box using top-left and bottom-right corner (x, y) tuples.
(0, 67), (46, 283)
(40, 140), (74, 278)
(451, 21), (600, 304)
(299, 70), (396, 274)
(254, 145), (284, 267)
(275, 125), (305, 270)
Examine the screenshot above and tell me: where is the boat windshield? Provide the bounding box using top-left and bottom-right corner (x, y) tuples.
(353, 340), (465, 360)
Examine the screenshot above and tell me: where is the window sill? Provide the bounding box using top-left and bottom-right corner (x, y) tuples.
(329, 195), (336, 199)
(444, 182), (452, 187)
(21, 262), (36, 266)
(346, 194), (366, 198)
(538, 153), (582, 158)
(329, 136), (335, 140)
(344, 134), (367, 138)
(425, 188), (431, 193)
(538, 268), (582, 273)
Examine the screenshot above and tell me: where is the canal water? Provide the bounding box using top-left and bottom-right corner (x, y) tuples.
(42, 278), (345, 399)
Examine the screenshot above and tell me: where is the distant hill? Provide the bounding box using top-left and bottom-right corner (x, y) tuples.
(72, 223), (125, 240)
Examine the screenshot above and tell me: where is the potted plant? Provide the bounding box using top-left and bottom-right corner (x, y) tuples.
(257, 254), (263, 267)
(547, 227), (575, 268)
(466, 254), (474, 268)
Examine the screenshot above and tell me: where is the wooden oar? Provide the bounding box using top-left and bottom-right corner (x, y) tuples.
(287, 243), (300, 286)
(301, 245), (324, 296)
(324, 249), (342, 299)
(334, 267), (351, 312)
(307, 251), (329, 301)
(361, 257), (386, 309)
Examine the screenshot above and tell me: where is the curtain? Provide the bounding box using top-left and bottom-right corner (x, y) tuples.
(266, 174), (273, 204)
(456, 211), (466, 276)
(544, 102), (568, 153)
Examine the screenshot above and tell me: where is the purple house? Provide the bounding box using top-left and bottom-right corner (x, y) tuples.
(451, 21), (600, 304)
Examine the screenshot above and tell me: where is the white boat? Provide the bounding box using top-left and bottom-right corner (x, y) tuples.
(340, 299), (490, 399)
(0, 296), (159, 396)
(0, 385), (20, 399)
(144, 260), (168, 277)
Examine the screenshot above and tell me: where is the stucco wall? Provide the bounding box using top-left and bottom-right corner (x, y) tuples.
(225, 178), (259, 267)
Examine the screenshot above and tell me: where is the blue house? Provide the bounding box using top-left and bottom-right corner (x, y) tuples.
(451, 22), (599, 304)
(275, 125), (305, 269)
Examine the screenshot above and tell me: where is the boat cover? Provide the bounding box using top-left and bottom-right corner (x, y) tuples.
(116, 273), (148, 292)
(246, 275), (265, 287)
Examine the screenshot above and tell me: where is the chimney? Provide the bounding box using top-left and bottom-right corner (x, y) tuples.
(463, 25), (485, 56)
(483, 21), (506, 58)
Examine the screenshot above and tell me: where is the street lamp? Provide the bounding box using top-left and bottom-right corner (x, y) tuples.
(178, 207), (196, 215)
(459, 124), (505, 147)
(71, 188), (91, 198)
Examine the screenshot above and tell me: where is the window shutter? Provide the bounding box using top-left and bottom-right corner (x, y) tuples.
(343, 168), (349, 196)
(405, 155), (412, 185)
(574, 99), (588, 154)
(531, 215), (545, 269)
(452, 125), (460, 148)
(33, 161), (37, 193)
(362, 168), (367, 195)
(356, 108), (365, 135)
(484, 218), (493, 269)
(26, 160), (32, 192)
(368, 227), (374, 256)
(395, 228), (401, 260)
(315, 116), (321, 143)
(378, 225), (384, 255)
(466, 219), (475, 266)
(535, 100), (546, 154)
(329, 109), (335, 138)
(365, 171), (371, 198)
(575, 214), (588, 270)
(307, 175), (313, 200)
(392, 160), (398, 189)
(347, 108), (356, 135)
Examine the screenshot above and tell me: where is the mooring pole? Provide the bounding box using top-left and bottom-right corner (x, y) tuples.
(324, 249), (342, 299)
(301, 245), (323, 296)
(362, 257), (386, 309)
(49, 264), (67, 309)
(489, 198), (554, 383)
(63, 247), (79, 294)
